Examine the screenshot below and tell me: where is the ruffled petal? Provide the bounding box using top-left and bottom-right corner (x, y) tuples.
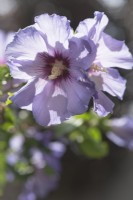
(93, 11), (109, 42)
(32, 81), (73, 126)
(35, 14), (72, 48)
(96, 33), (133, 69)
(0, 31), (6, 61)
(6, 27), (48, 80)
(5, 32), (15, 46)
(102, 68), (126, 99)
(0, 31), (14, 64)
(32, 77), (95, 126)
(48, 85), (68, 117)
(76, 18), (96, 38)
(107, 116), (133, 149)
(8, 56), (46, 80)
(6, 26), (48, 61)
(12, 78), (47, 110)
(11, 79), (37, 110)
(91, 68), (126, 99)
(79, 39), (96, 69)
(76, 12), (108, 43)
(93, 91), (114, 116)
(107, 131), (127, 147)
(32, 81), (55, 126)
(69, 37), (96, 70)
(62, 78), (94, 115)
(7, 60), (38, 80)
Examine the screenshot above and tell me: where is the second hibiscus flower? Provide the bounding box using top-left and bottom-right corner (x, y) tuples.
(76, 11), (133, 116)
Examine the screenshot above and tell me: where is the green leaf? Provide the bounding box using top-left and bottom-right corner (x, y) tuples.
(0, 66), (10, 86)
(69, 131), (84, 143)
(15, 161), (33, 176)
(4, 107), (16, 124)
(44, 165), (55, 176)
(1, 122), (14, 131)
(0, 152), (6, 195)
(5, 92), (13, 105)
(79, 127), (109, 158)
(54, 122), (76, 137)
(79, 139), (109, 158)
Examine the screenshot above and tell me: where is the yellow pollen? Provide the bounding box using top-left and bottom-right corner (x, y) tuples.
(48, 59), (67, 80)
(90, 64), (107, 73)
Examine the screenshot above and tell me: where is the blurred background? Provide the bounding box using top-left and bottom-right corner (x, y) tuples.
(1, 0), (133, 200)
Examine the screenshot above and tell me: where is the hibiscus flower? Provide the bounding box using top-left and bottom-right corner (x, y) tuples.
(6, 14), (95, 126)
(76, 11), (133, 116)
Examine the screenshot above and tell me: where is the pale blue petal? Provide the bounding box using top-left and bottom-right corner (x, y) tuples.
(6, 27), (48, 80)
(11, 79), (37, 110)
(32, 81), (55, 126)
(12, 78), (47, 111)
(93, 91), (114, 116)
(0, 31), (14, 64)
(35, 14), (72, 48)
(76, 11), (108, 43)
(91, 68), (126, 99)
(62, 78), (94, 115)
(96, 33), (133, 69)
(69, 37), (96, 70)
(6, 26), (48, 60)
(32, 82), (70, 126)
(102, 68), (126, 99)
(107, 116), (133, 149)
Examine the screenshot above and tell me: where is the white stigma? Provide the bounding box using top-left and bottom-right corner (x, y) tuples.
(48, 59), (67, 80)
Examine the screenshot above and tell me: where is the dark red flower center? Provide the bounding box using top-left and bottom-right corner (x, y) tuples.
(39, 52), (70, 81)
